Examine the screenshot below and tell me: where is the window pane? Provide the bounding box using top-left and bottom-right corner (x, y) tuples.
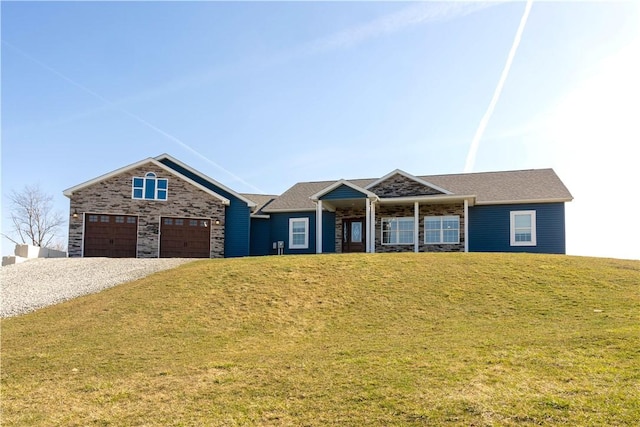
(399, 230), (414, 244)
(89, 215), (98, 222)
(115, 216), (125, 223)
(292, 221), (306, 233)
(127, 217), (137, 224)
(292, 234), (305, 245)
(426, 230), (440, 243)
(400, 220), (413, 230)
(443, 219), (459, 230)
(426, 218), (440, 230)
(145, 172), (156, 178)
(514, 215), (531, 228)
(382, 218), (413, 244)
(145, 178), (156, 199)
(133, 188), (143, 199)
(175, 219), (184, 225)
(157, 190), (167, 200)
(443, 229), (459, 243)
(190, 220), (198, 226)
(515, 232), (531, 242)
(157, 179), (168, 190)
(351, 222), (362, 243)
(100, 215), (110, 223)
(164, 218), (173, 225)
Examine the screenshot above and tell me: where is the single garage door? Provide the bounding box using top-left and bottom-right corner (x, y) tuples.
(84, 214), (138, 257)
(160, 217), (211, 258)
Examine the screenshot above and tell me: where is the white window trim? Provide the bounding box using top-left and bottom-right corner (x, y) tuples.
(132, 173), (169, 201)
(381, 217), (415, 245)
(510, 210), (537, 246)
(424, 215), (460, 244)
(289, 217), (309, 249)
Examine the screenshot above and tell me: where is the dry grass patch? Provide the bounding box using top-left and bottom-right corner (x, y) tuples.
(2, 253), (639, 426)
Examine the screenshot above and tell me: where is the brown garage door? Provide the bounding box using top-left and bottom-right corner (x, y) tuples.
(84, 214), (138, 258)
(160, 217), (211, 258)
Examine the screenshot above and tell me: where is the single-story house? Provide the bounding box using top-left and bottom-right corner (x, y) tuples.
(64, 153), (573, 258)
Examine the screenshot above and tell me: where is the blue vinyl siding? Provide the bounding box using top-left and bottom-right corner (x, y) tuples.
(468, 203), (566, 254)
(250, 217), (271, 256)
(269, 211), (336, 255)
(322, 212), (337, 253)
(321, 185), (368, 200)
(159, 158), (251, 257)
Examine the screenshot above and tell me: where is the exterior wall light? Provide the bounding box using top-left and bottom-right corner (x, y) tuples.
(72, 209), (79, 219)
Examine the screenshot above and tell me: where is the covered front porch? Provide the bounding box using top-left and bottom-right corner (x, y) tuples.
(311, 180), (474, 254)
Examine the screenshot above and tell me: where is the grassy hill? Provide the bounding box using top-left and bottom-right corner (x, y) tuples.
(1, 253), (638, 426)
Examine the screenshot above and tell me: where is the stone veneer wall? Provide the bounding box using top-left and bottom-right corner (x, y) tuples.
(67, 162), (225, 258)
(374, 203), (465, 253)
(369, 174), (444, 198)
(332, 202), (465, 253)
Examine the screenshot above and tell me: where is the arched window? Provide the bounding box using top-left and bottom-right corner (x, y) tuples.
(132, 172), (168, 201)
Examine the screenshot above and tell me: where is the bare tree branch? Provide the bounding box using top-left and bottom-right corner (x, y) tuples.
(5, 184), (65, 247)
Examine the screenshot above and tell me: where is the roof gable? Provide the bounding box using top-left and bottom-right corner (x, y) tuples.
(365, 169), (451, 198)
(311, 179), (377, 201)
(63, 157), (230, 205)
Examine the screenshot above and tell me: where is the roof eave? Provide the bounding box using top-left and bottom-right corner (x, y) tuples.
(377, 194), (477, 205)
(261, 208), (317, 213)
(475, 197), (573, 206)
(154, 153), (257, 208)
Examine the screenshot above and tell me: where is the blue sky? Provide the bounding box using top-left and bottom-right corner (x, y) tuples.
(2, 1), (638, 260)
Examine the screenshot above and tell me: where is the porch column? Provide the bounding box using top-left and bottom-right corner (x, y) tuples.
(365, 198), (371, 253)
(370, 200), (376, 253)
(414, 201), (419, 253)
(464, 199), (469, 252)
(316, 200), (323, 254)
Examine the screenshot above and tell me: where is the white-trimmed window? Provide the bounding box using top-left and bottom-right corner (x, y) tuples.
(132, 172), (168, 201)
(510, 210), (537, 246)
(382, 217), (414, 245)
(289, 218), (309, 249)
(425, 216), (460, 244)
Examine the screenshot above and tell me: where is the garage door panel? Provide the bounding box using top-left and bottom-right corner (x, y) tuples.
(160, 217), (210, 258)
(84, 214), (138, 258)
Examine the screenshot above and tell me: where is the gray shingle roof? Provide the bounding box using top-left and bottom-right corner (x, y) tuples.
(263, 168), (572, 212)
(241, 193), (279, 215)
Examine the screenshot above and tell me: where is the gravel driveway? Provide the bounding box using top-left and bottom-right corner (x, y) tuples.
(1, 258), (195, 318)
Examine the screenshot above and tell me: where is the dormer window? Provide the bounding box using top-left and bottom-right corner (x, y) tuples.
(132, 172), (168, 201)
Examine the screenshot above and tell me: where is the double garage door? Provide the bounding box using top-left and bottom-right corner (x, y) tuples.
(84, 214), (210, 258)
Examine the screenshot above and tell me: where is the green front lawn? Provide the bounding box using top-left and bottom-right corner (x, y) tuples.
(2, 253), (638, 426)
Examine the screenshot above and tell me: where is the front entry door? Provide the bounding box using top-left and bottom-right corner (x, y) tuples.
(342, 218), (366, 253)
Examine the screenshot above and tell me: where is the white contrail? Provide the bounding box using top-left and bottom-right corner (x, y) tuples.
(1, 40), (264, 193)
(464, 0), (534, 173)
